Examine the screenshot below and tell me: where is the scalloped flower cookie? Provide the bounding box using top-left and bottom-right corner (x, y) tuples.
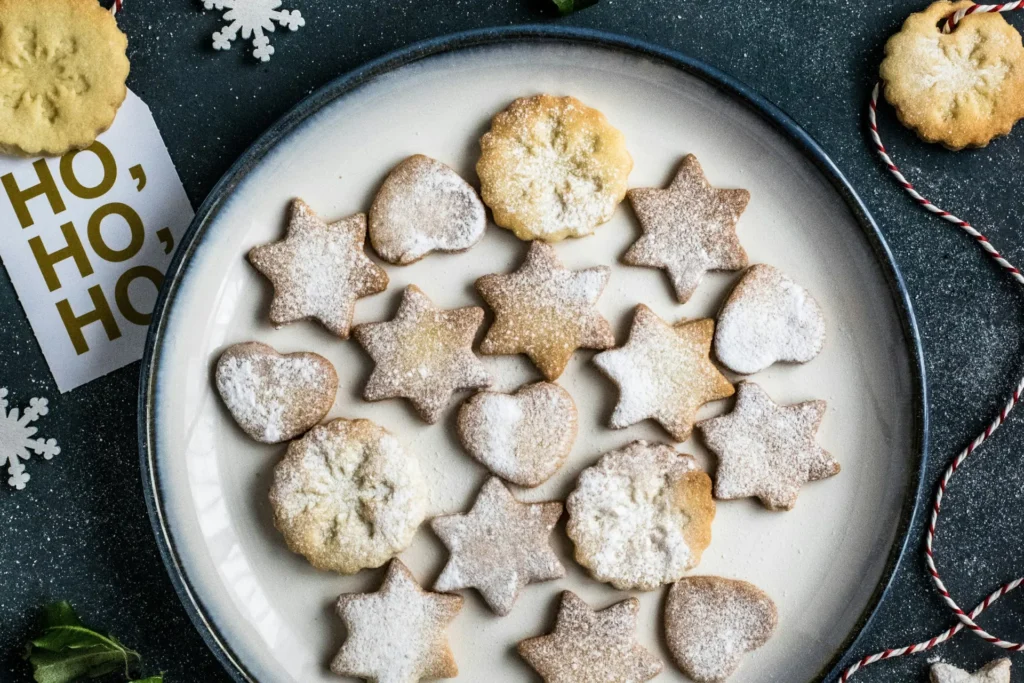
(566, 440), (715, 591)
(0, 0), (130, 156)
(269, 418), (427, 574)
(477, 94), (633, 241)
(880, 0), (1024, 149)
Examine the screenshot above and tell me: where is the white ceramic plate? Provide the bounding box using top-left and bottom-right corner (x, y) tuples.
(140, 27), (926, 683)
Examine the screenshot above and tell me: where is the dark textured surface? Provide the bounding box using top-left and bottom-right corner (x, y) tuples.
(1, 1), (1023, 681)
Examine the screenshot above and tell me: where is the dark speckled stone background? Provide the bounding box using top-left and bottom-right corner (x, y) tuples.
(2, 1), (1024, 681)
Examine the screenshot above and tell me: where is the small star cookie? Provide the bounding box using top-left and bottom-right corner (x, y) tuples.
(477, 242), (615, 380)
(432, 477), (564, 616)
(931, 659), (1011, 683)
(369, 154), (486, 265)
(518, 591), (663, 683)
(0, 0), (130, 156)
(592, 304), (734, 441)
(697, 381), (839, 511)
(664, 576), (778, 682)
(353, 285), (491, 423)
(477, 94), (633, 242)
(625, 154), (750, 303)
(880, 1), (1024, 150)
(566, 440), (715, 591)
(331, 559), (463, 683)
(248, 199), (389, 338)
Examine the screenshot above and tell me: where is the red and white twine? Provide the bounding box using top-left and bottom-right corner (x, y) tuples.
(843, 4), (1024, 679)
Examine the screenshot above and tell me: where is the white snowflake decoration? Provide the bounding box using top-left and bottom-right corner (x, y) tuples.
(0, 388), (60, 490)
(202, 0), (305, 62)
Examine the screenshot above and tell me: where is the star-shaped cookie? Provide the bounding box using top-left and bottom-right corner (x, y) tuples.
(476, 241), (615, 380)
(625, 154), (750, 303)
(432, 477), (564, 616)
(353, 285), (492, 423)
(592, 304), (734, 441)
(248, 199), (389, 338)
(518, 591), (663, 683)
(931, 659), (1011, 683)
(331, 559), (463, 683)
(697, 381), (839, 511)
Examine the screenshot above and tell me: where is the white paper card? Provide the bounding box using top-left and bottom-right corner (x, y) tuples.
(0, 89), (194, 392)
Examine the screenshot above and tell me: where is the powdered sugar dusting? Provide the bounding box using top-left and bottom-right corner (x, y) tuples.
(593, 305), (733, 441)
(369, 154), (486, 265)
(566, 440), (715, 591)
(215, 341), (336, 443)
(248, 199), (388, 338)
(477, 242), (615, 380)
(714, 263), (826, 375)
(930, 659), (1012, 683)
(332, 559), (462, 682)
(457, 382), (577, 487)
(625, 154), (749, 302)
(697, 381), (838, 511)
(664, 576), (778, 682)
(477, 94), (632, 241)
(431, 478), (564, 615)
(269, 418), (428, 574)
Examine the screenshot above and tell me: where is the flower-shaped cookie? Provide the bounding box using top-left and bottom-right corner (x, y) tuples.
(0, 0), (130, 156)
(931, 659), (1011, 683)
(880, 0), (1024, 149)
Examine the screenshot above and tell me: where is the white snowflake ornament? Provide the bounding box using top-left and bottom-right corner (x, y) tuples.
(203, 0), (305, 62)
(0, 388), (60, 490)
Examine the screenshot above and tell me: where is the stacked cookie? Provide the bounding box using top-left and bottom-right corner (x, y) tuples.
(214, 93), (836, 682)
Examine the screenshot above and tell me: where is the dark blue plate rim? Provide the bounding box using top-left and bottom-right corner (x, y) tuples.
(138, 24), (929, 683)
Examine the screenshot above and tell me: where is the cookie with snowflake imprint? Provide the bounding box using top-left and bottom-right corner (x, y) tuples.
(476, 242), (615, 380)
(432, 477), (564, 616)
(269, 418), (427, 574)
(369, 154), (486, 265)
(0, 0), (129, 156)
(931, 659), (1011, 683)
(353, 285), (491, 423)
(248, 199), (388, 339)
(664, 576), (778, 682)
(457, 382), (577, 487)
(566, 440), (715, 591)
(880, 0), (1024, 149)
(713, 264), (826, 375)
(214, 342), (337, 444)
(518, 591), (663, 683)
(477, 94), (633, 242)
(592, 304), (734, 441)
(697, 381), (838, 511)
(625, 154), (750, 303)
(332, 559), (463, 683)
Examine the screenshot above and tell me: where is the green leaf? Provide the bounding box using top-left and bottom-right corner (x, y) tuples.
(28, 647), (124, 683)
(25, 602), (142, 683)
(40, 602), (82, 629)
(130, 677), (164, 683)
(551, 0), (598, 15)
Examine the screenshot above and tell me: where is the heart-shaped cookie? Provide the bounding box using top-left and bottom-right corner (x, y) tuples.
(664, 576), (777, 682)
(215, 341), (338, 444)
(369, 154), (487, 265)
(714, 264), (825, 375)
(456, 382), (577, 487)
